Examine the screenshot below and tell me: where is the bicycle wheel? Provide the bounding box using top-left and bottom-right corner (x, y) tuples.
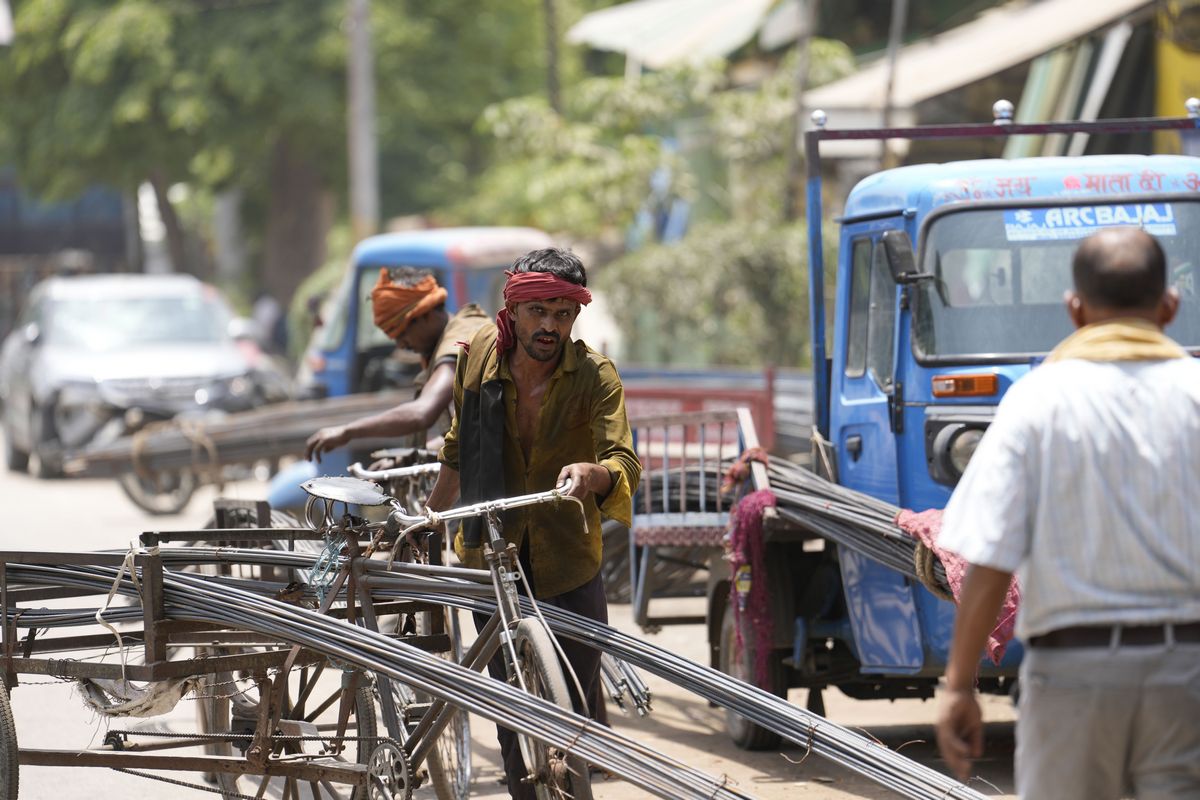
(0, 683), (18, 800)
(413, 607), (471, 800)
(198, 660), (378, 800)
(512, 619), (593, 800)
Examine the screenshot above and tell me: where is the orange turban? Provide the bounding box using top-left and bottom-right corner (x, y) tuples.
(371, 269), (448, 338)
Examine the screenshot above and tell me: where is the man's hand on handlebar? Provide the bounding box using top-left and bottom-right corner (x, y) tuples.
(404, 520), (445, 558)
(305, 425), (350, 463)
(556, 462), (612, 501)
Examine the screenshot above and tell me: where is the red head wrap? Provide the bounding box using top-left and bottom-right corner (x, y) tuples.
(495, 270), (592, 352)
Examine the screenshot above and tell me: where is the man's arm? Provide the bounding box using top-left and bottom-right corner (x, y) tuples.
(557, 360), (640, 519)
(424, 464), (461, 513)
(304, 363), (455, 462)
(935, 563), (1014, 781)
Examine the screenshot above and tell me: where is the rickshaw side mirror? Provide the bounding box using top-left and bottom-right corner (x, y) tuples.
(882, 230), (925, 284)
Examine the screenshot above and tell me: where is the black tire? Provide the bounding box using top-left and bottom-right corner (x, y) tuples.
(718, 599), (786, 750)
(199, 664), (378, 800)
(27, 403), (61, 479)
(0, 682), (18, 799)
(512, 620), (593, 800)
(117, 469), (198, 515)
(416, 608), (472, 800)
(2, 419), (28, 473)
(601, 519), (706, 604)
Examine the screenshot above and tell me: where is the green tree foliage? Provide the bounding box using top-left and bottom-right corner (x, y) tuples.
(598, 220), (837, 368)
(446, 63), (725, 234)
(0, 0), (347, 298)
(451, 38), (854, 368)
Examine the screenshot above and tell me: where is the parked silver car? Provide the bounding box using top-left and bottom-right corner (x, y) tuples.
(0, 273), (291, 488)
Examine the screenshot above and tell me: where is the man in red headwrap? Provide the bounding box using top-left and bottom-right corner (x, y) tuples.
(304, 267), (488, 461)
(423, 248), (640, 800)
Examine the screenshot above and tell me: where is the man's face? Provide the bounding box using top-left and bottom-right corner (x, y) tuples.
(393, 310), (440, 357)
(511, 297), (579, 362)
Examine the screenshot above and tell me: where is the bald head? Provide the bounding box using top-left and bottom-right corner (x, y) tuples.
(1072, 228), (1166, 312)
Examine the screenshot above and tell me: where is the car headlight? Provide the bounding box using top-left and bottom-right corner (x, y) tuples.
(925, 408), (995, 487)
(948, 428), (984, 475)
(227, 376), (252, 397)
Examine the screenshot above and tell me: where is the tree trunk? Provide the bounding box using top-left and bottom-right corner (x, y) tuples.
(543, 0), (561, 113)
(148, 170), (189, 275)
(262, 138), (333, 309)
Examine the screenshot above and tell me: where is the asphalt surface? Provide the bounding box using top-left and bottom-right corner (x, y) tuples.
(0, 439), (1017, 799)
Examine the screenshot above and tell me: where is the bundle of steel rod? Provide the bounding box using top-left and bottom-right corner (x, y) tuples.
(7, 559), (752, 800)
(6, 550), (984, 800)
(62, 389), (415, 478)
(761, 458), (950, 594)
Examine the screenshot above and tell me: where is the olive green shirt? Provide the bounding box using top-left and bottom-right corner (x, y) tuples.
(441, 324), (640, 597)
(404, 304), (489, 446)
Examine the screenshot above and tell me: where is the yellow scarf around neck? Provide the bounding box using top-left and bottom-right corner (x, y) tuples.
(1045, 318), (1188, 363)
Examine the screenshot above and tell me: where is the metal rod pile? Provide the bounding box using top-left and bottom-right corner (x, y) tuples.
(760, 458), (950, 594)
(5, 559), (751, 800)
(8, 548), (977, 799)
(62, 390), (415, 478)
(636, 455), (950, 595)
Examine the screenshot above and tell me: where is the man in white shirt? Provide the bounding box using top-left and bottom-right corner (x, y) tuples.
(935, 227), (1200, 799)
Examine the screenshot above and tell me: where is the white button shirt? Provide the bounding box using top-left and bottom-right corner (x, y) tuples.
(938, 356), (1200, 640)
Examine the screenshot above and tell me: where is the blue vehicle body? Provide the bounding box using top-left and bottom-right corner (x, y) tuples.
(268, 227), (553, 510)
(788, 114), (1200, 698)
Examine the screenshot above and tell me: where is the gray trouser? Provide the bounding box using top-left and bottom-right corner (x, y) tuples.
(1016, 639), (1200, 800)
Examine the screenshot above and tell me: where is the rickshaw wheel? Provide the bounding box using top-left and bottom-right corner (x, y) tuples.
(199, 663), (378, 800)
(719, 599), (786, 750)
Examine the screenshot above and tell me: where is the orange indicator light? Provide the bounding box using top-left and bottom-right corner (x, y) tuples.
(931, 373), (998, 397)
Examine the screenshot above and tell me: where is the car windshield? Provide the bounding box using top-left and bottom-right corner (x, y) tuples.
(45, 293), (232, 351)
(913, 200), (1200, 360)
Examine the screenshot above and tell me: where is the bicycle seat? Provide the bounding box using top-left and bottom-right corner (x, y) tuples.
(300, 476), (393, 506)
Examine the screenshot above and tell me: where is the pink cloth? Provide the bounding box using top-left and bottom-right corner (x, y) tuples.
(726, 489), (777, 688)
(895, 508), (1022, 664)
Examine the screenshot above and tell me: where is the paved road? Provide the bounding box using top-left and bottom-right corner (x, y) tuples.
(0, 438), (1016, 799)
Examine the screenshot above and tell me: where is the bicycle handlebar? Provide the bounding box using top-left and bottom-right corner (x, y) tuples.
(387, 478), (582, 532)
(348, 461), (442, 481)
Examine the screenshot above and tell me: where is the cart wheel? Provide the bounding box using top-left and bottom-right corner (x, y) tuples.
(199, 663), (378, 800)
(512, 619), (593, 800)
(412, 607), (471, 800)
(117, 469), (197, 515)
(366, 739), (412, 800)
(0, 683), (18, 800)
(719, 599), (786, 750)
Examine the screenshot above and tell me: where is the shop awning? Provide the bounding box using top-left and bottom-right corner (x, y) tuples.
(565, 0), (777, 70)
(805, 0), (1153, 116)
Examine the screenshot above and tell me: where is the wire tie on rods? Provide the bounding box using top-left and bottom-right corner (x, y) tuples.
(707, 772), (734, 800)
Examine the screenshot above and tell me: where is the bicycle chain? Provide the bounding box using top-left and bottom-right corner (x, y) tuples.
(112, 767), (259, 800)
(107, 728), (389, 744)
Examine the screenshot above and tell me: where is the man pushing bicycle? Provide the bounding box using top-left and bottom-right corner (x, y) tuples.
(423, 247), (641, 800)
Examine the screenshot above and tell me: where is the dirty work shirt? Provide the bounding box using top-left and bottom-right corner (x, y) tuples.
(401, 304), (488, 447)
(938, 354), (1200, 641)
(440, 324), (640, 598)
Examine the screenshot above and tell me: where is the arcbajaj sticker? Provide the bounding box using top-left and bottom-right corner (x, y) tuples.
(1003, 203), (1177, 241)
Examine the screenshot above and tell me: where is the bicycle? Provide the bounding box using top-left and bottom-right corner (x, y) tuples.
(298, 473), (596, 800)
(348, 453), (470, 800)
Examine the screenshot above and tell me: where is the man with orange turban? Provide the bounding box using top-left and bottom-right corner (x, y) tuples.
(304, 267), (488, 462)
